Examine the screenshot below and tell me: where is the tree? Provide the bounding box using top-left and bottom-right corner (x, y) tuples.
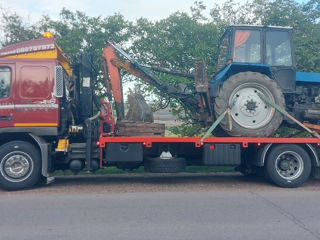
(0, 8), (40, 46)
(127, 11), (220, 135)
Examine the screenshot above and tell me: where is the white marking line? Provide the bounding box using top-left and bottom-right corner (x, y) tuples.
(0, 104), (58, 109)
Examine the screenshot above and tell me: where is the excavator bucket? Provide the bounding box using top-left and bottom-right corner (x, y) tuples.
(125, 90), (154, 122)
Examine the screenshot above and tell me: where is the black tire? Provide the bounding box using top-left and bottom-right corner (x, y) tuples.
(144, 157), (186, 173)
(214, 71), (285, 137)
(0, 141), (42, 190)
(265, 144), (311, 188)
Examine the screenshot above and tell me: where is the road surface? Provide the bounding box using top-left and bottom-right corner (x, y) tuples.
(0, 173), (320, 240)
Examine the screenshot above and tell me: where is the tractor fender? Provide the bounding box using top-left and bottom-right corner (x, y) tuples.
(210, 63), (272, 97)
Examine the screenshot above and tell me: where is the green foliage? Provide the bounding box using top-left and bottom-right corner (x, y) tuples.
(186, 166), (235, 173)
(127, 11), (220, 135)
(54, 166), (145, 175)
(39, 9), (131, 67)
(168, 120), (203, 137)
(130, 12), (219, 73)
(54, 165), (235, 175)
(273, 126), (312, 137)
(0, 8), (131, 67)
(0, 9), (41, 45)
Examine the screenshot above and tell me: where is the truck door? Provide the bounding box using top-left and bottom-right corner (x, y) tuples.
(265, 30), (296, 93)
(0, 64), (15, 128)
(14, 62), (59, 128)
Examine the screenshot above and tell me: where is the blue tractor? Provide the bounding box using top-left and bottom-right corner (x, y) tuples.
(207, 25), (320, 137)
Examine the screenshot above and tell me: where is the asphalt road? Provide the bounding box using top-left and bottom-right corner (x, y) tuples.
(1, 173), (320, 240)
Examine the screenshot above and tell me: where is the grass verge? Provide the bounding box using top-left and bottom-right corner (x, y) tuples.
(54, 166), (235, 176)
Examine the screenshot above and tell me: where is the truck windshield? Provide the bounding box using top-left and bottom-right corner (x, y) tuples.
(233, 30), (261, 63)
(266, 31), (292, 66)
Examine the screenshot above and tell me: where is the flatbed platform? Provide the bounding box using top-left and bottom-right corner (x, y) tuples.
(99, 136), (320, 148)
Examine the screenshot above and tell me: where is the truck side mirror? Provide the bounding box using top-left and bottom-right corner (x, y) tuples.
(54, 66), (64, 98)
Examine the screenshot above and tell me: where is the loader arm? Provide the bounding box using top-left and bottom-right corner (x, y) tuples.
(102, 41), (201, 120)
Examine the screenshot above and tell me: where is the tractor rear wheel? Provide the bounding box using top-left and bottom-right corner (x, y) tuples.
(214, 71), (285, 137)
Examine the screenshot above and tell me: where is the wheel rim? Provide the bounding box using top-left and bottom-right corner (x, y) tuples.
(229, 82), (275, 129)
(275, 151), (304, 181)
(0, 151), (33, 182)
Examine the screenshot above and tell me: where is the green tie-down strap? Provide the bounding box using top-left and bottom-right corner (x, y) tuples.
(200, 108), (231, 144)
(257, 93), (320, 139)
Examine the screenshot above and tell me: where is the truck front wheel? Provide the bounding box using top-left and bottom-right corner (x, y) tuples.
(265, 144), (311, 188)
(0, 141), (41, 190)
(214, 71), (285, 137)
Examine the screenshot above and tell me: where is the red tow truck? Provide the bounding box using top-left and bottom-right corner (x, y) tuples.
(0, 33), (319, 190)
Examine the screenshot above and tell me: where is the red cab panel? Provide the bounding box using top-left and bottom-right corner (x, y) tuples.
(0, 59), (60, 128)
(13, 60), (59, 127)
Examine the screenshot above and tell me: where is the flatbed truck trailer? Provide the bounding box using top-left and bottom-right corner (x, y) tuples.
(98, 136), (320, 188)
(1, 33), (320, 190)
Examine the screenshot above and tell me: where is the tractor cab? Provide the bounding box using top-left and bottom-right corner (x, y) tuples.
(216, 25), (296, 93)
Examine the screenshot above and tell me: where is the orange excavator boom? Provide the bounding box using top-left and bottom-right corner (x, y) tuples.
(102, 45), (124, 120)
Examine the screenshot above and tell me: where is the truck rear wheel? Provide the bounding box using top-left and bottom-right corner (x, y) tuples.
(265, 144), (311, 188)
(214, 71), (285, 137)
(0, 141), (41, 190)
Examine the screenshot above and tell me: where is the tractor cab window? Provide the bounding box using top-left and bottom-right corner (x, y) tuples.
(0, 67), (11, 99)
(266, 31), (292, 66)
(233, 30), (261, 63)
(217, 33), (230, 71)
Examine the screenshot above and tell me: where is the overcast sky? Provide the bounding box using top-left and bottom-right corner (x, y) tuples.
(1, 0), (308, 23)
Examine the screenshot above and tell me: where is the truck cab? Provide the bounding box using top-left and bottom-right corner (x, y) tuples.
(0, 37), (72, 136)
